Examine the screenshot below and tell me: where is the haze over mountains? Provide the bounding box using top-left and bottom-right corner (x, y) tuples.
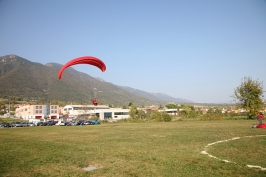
(0, 54), (194, 106)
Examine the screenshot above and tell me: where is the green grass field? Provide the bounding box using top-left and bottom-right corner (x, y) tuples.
(1, 120), (266, 177)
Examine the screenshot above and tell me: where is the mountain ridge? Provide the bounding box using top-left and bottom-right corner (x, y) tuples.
(0, 54), (194, 106)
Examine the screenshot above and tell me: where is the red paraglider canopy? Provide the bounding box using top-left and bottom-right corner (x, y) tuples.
(256, 124), (266, 128)
(58, 56), (106, 80)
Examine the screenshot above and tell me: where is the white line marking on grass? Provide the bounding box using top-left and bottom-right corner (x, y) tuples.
(82, 165), (101, 171)
(201, 135), (266, 170)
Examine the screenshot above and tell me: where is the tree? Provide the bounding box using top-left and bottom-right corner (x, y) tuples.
(149, 111), (172, 122)
(129, 104), (137, 119)
(232, 77), (264, 119)
(165, 104), (177, 109)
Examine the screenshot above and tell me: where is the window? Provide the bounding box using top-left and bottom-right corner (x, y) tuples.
(36, 110), (38, 113)
(114, 112), (129, 115)
(36, 106), (42, 109)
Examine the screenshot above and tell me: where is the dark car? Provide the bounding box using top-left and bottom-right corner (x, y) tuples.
(37, 122), (47, 126)
(64, 122), (73, 126)
(77, 120), (85, 125)
(47, 121), (58, 126)
(11, 122), (23, 127)
(3, 123), (12, 128)
(0, 122), (11, 128)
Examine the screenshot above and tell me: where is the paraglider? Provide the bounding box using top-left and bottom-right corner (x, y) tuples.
(91, 88), (103, 106)
(254, 112), (265, 128)
(58, 56), (106, 80)
(91, 98), (98, 106)
(58, 56), (106, 106)
(256, 124), (266, 128)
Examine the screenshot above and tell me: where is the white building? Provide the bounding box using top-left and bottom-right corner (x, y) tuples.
(62, 105), (130, 121)
(159, 109), (178, 115)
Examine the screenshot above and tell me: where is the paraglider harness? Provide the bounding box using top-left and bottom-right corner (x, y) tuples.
(91, 98), (98, 106)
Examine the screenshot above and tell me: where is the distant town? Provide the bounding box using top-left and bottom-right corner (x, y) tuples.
(2, 101), (265, 126)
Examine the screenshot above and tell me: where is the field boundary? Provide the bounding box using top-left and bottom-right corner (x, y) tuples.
(201, 135), (266, 171)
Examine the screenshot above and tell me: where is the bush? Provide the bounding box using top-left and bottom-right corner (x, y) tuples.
(149, 111), (172, 122)
(198, 108), (223, 121)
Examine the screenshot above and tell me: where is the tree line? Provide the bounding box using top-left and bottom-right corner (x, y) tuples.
(124, 76), (265, 122)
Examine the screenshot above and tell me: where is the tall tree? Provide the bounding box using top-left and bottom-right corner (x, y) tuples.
(129, 104), (137, 119)
(232, 77), (264, 119)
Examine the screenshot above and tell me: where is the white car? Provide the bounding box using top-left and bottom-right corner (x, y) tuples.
(56, 121), (65, 126)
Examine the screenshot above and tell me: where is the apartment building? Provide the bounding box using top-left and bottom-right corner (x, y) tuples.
(15, 104), (60, 122)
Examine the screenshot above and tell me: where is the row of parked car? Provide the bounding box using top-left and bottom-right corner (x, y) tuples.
(0, 121), (34, 128)
(0, 120), (100, 128)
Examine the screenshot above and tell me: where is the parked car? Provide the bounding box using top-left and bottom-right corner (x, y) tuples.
(28, 122), (36, 127)
(36, 122), (42, 126)
(3, 123), (12, 128)
(84, 121), (93, 125)
(57, 121), (65, 126)
(64, 122), (73, 126)
(84, 120), (100, 125)
(71, 121), (77, 126)
(21, 122), (28, 127)
(11, 122), (23, 127)
(77, 120), (85, 126)
(90, 120), (100, 125)
(47, 121), (58, 126)
(37, 122), (47, 126)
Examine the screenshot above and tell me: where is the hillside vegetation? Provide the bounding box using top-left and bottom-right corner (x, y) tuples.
(0, 55), (162, 106)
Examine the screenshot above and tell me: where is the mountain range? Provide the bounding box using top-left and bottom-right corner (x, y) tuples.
(0, 54), (194, 106)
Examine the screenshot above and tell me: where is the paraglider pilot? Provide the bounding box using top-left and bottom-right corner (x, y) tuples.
(257, 112), (264, 124)
(92, 98), (98, 106)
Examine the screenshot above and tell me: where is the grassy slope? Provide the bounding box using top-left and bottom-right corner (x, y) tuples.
(0, 120), (266, 177)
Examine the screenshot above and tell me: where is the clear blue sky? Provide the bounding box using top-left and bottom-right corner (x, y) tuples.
(1, 0), (266, 103)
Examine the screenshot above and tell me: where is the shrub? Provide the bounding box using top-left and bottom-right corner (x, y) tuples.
(149, 111), (172, 122)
